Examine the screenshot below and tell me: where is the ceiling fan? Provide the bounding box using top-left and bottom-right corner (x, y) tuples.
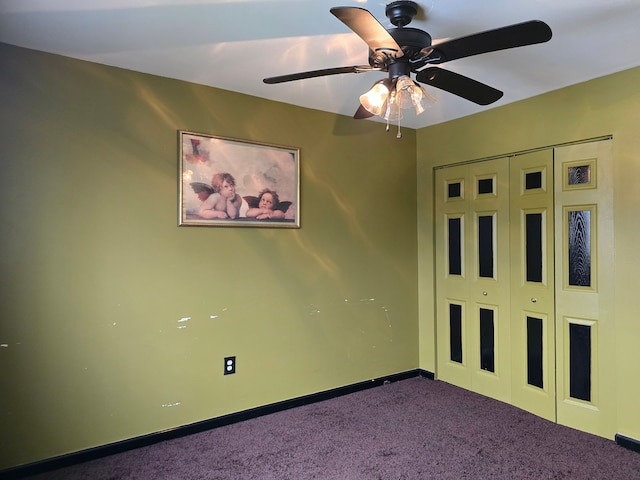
(263, 1), (552, 137)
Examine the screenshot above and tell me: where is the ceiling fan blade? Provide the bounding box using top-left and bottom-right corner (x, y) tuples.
(416, 67), (503, 105)
(263, 66), (377, 84)
(354, 103), (375, 120)
(330, 7), (404, 59)
(426, 20), (552, 64)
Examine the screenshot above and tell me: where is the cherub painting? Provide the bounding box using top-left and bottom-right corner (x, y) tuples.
(179, 131), (299, 228)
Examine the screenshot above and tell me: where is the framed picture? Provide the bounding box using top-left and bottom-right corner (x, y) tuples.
(179, 131), (300, 228)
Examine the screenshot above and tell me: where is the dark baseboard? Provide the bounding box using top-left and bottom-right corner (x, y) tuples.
(616, 433), (640, 454)
(0, 369), (433, 479)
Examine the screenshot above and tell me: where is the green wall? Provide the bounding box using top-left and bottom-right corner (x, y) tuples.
(416, 66), (640, 444)
(0, 43), (419, 469)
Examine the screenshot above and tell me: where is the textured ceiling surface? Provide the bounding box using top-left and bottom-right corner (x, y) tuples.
(2, 0), (639, 129)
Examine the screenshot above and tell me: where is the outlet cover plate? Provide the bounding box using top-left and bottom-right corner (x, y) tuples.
(224, 356), (236, 375)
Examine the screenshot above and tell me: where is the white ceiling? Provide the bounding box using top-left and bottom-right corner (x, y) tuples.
(1, 0), (639, 129)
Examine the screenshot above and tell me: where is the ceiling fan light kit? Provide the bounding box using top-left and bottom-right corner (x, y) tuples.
(263, 1), (552, 138)
(360, 74), (437, 138)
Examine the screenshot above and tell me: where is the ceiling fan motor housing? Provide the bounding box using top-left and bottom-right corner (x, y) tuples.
(366, 2), (432, 69)
(368, 27), (432, 69)
(388, 58), (412, 79)
(390, 28), (432, 57)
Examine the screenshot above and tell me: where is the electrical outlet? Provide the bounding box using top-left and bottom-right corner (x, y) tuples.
(224, 356), (236, 375)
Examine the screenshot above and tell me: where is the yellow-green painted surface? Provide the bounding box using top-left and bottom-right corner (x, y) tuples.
(417, 66), (640, 442)
(509, 150), (555, 422)
(554, 140), (616, 438)
(434, 159), (512, 403)
(0, 43), (419, 469)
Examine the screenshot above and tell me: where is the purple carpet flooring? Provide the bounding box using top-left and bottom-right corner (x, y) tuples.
(22, 377), (640, 479)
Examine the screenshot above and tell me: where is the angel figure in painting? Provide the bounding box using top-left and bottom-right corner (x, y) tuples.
(245, 188), (292, 220)
(198, 172), (243, 219)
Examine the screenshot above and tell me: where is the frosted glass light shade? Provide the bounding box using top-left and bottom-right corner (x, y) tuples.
(396, 75), (426, 115)
(359, 80), (391, 116)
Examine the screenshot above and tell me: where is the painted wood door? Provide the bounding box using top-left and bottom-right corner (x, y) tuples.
(435, 140), (615, 437)
(435, 158), (512, 403)
(554, 140), (616, 438)
(509, 150), (556, 421)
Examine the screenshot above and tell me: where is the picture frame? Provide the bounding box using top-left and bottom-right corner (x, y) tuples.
(179, 131), (300, 228)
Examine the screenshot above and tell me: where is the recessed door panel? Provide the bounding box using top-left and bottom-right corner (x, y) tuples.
(526, 315), (544, 389)
(449, 302), (464, 364)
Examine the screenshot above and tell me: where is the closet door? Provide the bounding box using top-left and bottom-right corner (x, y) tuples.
(554, 140), (616, 438)
(509, 150), (556, 421)
(435, 158), (511, 403)
(435, 164), (471, 389)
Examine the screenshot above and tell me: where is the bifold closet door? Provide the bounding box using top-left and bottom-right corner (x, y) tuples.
(509, 150), (556, 422)
(554, 140), (615, 438)
(435, 158), (511, 403)
(436, 140), (616, 438)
